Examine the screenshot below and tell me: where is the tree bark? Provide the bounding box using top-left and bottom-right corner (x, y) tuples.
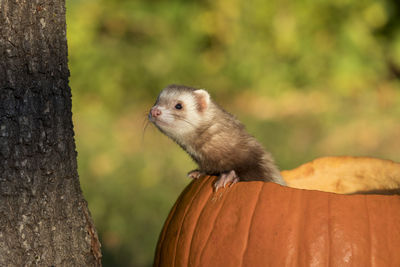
(0, 0), (101, 266)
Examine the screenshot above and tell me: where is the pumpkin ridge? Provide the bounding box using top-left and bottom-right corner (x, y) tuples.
(364, 196), (373, 266)
(189, 176), (228, 266)
(327, 193), (332, 267)
(294, 189), (305, 265)
(182, 176), (214, 266)
(279, 184), (297, 265)
(278, 188), (292, 266)
(385, 196), (400, 264)
(173, 176), (211, 267)
(239, 182), (264, 267)
(154, 191), (179, 267)
(281, 188), (301, 266)
(385, 197), (394, 264)
(197, 178), (233, 265)
(154, 177), (198, 267)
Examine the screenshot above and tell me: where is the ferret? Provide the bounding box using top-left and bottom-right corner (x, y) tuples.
(148, 84), (286, 191)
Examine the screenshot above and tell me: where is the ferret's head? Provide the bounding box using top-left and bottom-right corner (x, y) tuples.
(149, 84), (212, 140)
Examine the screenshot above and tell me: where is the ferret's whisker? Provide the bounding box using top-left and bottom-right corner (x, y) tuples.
(171, 114), (196, 128)
(142, 111), (150, 127)
(142, 109), (152, 145)
(161, 114), (194, 127)
(142, 119), (150, 144)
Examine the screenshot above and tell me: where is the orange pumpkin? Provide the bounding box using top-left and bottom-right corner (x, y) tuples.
(154, 157), (400, 266)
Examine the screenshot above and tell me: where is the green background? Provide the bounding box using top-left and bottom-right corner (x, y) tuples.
(66, 0), (400, 266)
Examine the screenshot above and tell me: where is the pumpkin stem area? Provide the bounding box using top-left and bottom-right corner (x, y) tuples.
(282, 156), (400, 195)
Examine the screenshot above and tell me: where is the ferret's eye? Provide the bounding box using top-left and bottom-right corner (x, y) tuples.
(175, 103), (183, 110)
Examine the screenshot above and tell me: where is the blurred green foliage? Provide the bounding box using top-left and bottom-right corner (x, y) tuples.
(66, 0), (400, 266)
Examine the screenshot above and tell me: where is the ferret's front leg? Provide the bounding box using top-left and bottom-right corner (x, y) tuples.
(214, 170), (239, 191)
(187, 170), (206, 179)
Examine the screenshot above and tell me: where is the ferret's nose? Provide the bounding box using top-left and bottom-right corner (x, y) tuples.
(150, 107), (162, 118)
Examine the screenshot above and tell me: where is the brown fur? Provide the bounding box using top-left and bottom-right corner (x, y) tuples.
(191, 104), (281, 182)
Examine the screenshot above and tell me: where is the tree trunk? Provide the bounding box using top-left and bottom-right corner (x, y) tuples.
(0, 0), (102, 266)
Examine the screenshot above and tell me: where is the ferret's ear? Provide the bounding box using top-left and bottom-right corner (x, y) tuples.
(194, 89), (210, 112)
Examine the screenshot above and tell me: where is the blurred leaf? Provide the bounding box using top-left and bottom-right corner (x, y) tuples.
(66, 0), (400, 266)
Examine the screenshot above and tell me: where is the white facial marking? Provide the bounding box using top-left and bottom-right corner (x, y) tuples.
(151, 88), (208, 143)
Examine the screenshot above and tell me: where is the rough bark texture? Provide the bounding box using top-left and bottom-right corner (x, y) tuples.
(0, 0), (102, 266)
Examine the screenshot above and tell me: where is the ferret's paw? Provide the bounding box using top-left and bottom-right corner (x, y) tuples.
(187, 170), (205, 179)
(214, 170), (239, 192)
